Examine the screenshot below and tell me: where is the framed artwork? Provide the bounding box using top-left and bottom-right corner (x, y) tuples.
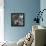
(11, 13), (25, 26)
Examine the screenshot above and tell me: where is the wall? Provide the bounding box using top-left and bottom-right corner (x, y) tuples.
(0, 0), (4, 42)
(40, 0), (46, 27)
(4, 0), (40, 42)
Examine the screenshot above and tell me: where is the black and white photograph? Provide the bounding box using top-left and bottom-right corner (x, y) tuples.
(11, 13), (25, 26)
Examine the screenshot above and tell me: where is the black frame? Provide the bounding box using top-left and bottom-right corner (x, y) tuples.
(11, 13), (25, 26)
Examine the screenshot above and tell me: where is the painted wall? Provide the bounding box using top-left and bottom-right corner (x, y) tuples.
(40, 0), (46, 27)
(0, 0), (4, 42)
(4, 0), (40, 42)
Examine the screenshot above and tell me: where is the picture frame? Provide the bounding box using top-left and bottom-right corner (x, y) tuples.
(11, 13), (25, 26)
